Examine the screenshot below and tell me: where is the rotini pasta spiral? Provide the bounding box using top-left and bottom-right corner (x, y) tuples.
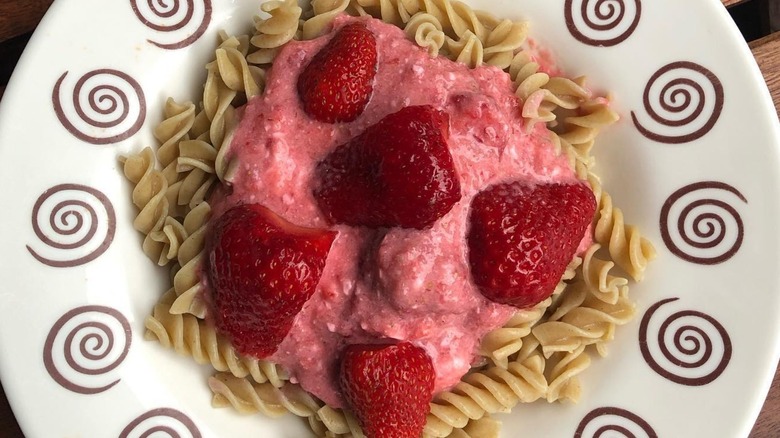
(152, 99), (197, 218)
(121, 147), (169, 236)
(169, 202), (211, 317)
(170, 253), (207, 318)
(209, 372), (320, 417)
(579, 244), (628, 305)
(509, 52), (589, 127)
(154, 98), (196, 174)
(545, 345), (591, 403)
(309, 405), (364, 437)
(209, 373), (371, 438)
(419, 0), (491, 41)
(190, 108), (212, 140)
(177, 201), (211, 266)
(554, 101), (617, 188)
(479, 299), (548, 369)
(559, 101), (620, 147)
(308, 405), (513, 438)
(533, 281), (636, 358)
(444, 31), (484, 68)
(215, 33), (265, 98)
(423, 351), (548, 437)
(204, 55), (238, 149)
(248, 0), (303, 64)
(208, 374), (358, 438)
(142, 215), (187, 266)
(353, 0), (420, 27)
(145, 289), (289, 386)
(404, 12), (446, 56)
(546, 277), (589, 323)
(445, 415), (501, 438)
(178, 140), (218, 175)
(303, 0), (352, 40)
(594, 191), (657, 282)
(174, 138), (219, 208)
(481, 19), (527, 69)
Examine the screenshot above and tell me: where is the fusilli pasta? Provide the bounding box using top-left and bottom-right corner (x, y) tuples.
(404, 12), (446, 56)
(122, 147), (170, 236)
(209, 372), (320, 417)
(248, 0), (304, 64)
(532, 280), (636, 358)
(146, 289), (289, 387)
(424, 350), (548, 438)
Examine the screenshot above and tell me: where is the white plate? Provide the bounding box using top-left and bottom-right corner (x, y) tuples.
(1, 0), (779, 436)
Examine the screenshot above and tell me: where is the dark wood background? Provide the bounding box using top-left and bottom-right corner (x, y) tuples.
(0, 0), (779, 436)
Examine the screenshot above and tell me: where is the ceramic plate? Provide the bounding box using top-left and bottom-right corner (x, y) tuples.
(1, 0), (779, 436)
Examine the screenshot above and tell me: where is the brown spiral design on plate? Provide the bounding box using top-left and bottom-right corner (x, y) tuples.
(564, 0), (642, 47)
(131, 0), (213, 49)
(53, 69), (146, 145)
(26, 184), (116, 268)
(631, 61), (724, 144)
(639, 298), (732, 386)
(43, 306), (132, 394)
(574, 407), (657, 437)
(659, 181), (746, 265)
(119, 408), (201, 438)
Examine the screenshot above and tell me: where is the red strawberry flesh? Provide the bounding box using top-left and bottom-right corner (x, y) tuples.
(206, 204), (336, 358)
(468, 181), (596, 309)
(340, 342), (435, 438)
(314, 105), (461, 229)
(298, 23), (378, 123)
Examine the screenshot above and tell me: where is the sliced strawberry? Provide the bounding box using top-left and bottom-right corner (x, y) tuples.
(340, 342), (435, 438)
(468, 181), (596, 309)
(206, 204), (336, 358)
(298, 22), (378, 123)
(314, 105), (461, 229)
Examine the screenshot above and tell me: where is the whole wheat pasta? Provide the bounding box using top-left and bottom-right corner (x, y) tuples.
(145, 289), (289, 387)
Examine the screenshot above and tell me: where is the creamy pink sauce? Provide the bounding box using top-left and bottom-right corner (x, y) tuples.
(527, 38), (564, 77)
(207, 15), (589, 408)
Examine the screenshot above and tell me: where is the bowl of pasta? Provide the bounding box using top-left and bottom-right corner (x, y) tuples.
(0, 0), (779, 437)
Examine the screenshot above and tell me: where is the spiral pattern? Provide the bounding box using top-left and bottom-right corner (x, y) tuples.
(631, 61), (724, 144)
(131, 0), (213, 49)
(43, 306), (131, 394)
(119, 408), (201, 438)
(53, 69), (146, 145)
(639, 298), (732, 386)
(26, 184), (116, 268)
(574, 407), (657, 437)
(659, 181), (746, 265)
(565, 0), (642, 47)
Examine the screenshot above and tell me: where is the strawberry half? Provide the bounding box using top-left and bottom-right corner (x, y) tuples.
(313, 105), (461, 229)
(340, 342), (435, 438)
(206, 204), (336, 358)
(468, 181), (596, 309)
(298, 22), (378, 123)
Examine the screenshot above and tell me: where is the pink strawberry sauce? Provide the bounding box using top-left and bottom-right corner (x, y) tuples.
(206, 15), (591, 408)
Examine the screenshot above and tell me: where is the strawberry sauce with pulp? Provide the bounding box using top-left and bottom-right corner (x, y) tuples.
(207, 16), (588, 408)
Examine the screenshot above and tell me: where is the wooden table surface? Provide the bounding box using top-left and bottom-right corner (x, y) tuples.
(1, 1), (779, 437)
